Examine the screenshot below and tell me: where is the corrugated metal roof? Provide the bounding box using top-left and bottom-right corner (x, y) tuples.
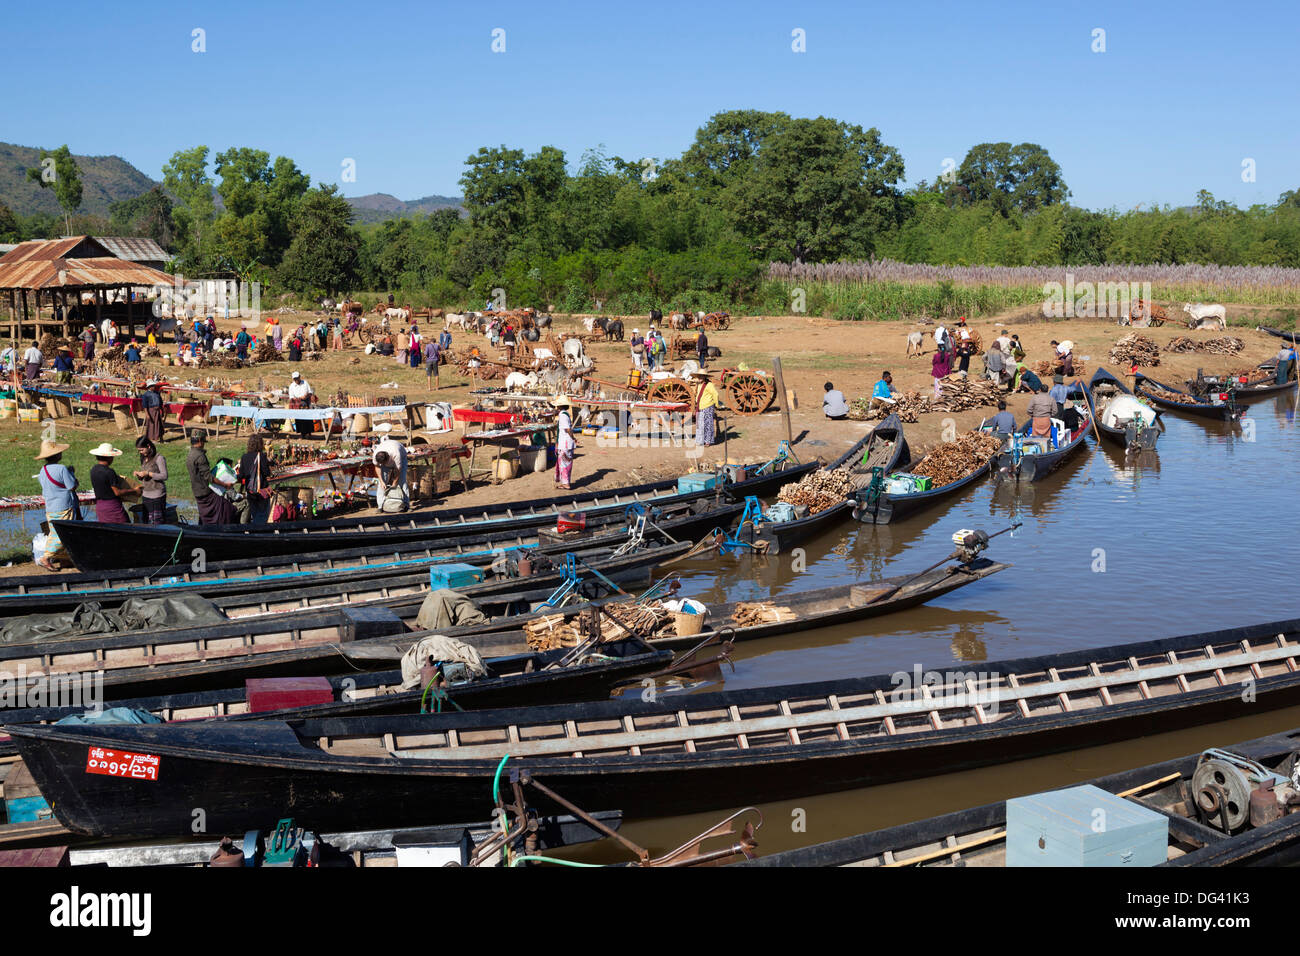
(0, 236), (110, 264)
(0, 256), (175, 291)
(92, 236), (169, 263)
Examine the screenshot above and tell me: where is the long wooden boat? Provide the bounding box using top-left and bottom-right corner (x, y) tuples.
(1190, 362), (1297, 402)
(1082, 368), (1161, 450)
(0, 637), (672, 758)
(753, 415), (907, 554)
(20, 609), (1300, 838)
(51, 461), (811, 572)
(2, 501), (740, 617)
(851, 436), (995, 525)
(0, 549), (1008, 715)
(740, 729), (1300, 867)
(1134, 373), (1242, 422)
(1258, 326), (1300, 343)
(991, 403), (1092, 483)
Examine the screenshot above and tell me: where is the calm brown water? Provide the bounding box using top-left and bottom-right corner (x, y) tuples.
(579, 391), (1300, 863)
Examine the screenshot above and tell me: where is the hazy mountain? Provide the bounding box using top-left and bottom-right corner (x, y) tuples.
(346, 193), (464, 224)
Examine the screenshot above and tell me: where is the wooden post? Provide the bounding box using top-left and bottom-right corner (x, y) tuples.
(124, 285), (132, 340)
(772, 356), (793, 447)
(20, 289), (29, 341)
(95, 288), (102, 335)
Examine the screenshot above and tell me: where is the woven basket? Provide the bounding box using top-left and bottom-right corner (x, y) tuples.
(673, 610), (704, 637)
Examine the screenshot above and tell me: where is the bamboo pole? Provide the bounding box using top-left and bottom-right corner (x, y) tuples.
(772, 356), (793, 447)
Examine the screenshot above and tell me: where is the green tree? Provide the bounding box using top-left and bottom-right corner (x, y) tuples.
(25, 145), (83, 234)
(0, 202), (19, 243)
(162, 146), (216, 270)
(724, 116), (905, 262)
(109, 186), (176, 248)
(279, 184), (360, 296)
(955, 143), (1069, 216)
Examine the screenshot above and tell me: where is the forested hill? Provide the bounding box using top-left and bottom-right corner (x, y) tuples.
(0, 142), (157, 217)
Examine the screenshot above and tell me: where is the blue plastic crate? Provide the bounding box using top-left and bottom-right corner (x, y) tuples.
(677, 472), (722, 494)
(428, 562), (484, 592)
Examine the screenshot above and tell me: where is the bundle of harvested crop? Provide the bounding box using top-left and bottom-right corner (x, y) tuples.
(1109, 334), (1160, 367)
(909, 432), (1005, 486)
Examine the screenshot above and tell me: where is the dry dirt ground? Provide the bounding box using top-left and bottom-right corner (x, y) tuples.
(0, 304), (1286, 573)
(224, 307), (1282, 493)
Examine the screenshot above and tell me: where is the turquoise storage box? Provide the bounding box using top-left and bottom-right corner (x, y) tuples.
(1006, 784), (1167, 867)
(428, 562), (484, 591)
(677, 472), (722, 494)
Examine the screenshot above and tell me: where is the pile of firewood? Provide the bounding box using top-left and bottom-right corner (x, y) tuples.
(848, 391), (928, 423)
(199, 353), (246, 370)
(1109, 334), (1160, 367)
(1163, 336), (1245, 355)
(522, 601), (673, 650)
(731, 602), (797, 627)
(1139, 381), (1197, 404)
(933, 375), (1001, 411)
(777, 466), (856, 514)
(1032, 359), (1090, 380)
(909, 432), (1005, 486)
(254, 342), (282, 363)
(458, 360), (509, 380)
(1225, 366), (1273, 385)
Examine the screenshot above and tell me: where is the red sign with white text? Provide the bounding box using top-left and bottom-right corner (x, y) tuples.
(85, 747), (160, 781)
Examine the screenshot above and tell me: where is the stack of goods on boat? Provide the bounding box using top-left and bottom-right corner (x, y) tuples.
(909, 432), (1004, 486)
(1032, 358), (1089, 380)
(776, 466), (856, 514)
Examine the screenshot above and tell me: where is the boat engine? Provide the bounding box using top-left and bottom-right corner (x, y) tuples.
(950, 529), (990, 563)
(1191, 748), (1300, 832)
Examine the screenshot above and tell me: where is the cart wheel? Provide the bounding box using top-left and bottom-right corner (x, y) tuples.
(648, 379), (693, 407)
(725, 371), (775, 414)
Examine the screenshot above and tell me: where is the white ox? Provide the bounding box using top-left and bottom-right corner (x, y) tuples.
(1183, 303), (1227, 330)
(504, 371), (539, 392)
(385, 307), (411, 322)
(562, 337), (592, 370)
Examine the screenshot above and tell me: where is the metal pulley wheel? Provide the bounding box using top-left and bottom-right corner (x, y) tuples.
(1192, 759), (1252, 831)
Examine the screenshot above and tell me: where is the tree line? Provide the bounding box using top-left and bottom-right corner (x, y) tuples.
(2, 111), (1299, 314)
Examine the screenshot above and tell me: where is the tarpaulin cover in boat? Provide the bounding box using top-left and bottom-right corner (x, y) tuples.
(414, 589), (490, 632)
(0, 595), (228, 644)
(54, 707), (166, 726)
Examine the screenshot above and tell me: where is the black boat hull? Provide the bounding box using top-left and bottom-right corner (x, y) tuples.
(1084, 368), (1161, 451)
(853, 461), (991, 524)
(15, 614), (1300, 839)
(1134, 374), (1241, 421)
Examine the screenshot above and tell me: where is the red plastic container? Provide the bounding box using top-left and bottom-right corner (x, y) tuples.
(245, 677), (335, 714)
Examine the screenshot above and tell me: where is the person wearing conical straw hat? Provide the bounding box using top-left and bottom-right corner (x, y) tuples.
(552, 394), (577, 490)
(690, 370), (719, 448)
(34, 438), (78, 570)
(88, 442), (136, 525)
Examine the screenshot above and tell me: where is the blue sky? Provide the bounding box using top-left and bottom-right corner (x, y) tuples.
(5, 0), (1297, 210)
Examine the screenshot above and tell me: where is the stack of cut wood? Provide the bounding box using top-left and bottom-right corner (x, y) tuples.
(1226, 366), (1273, 386)
(777, 466), (856, 514)
(458, 360), (509, 380)
(1164, 335), (1244, 355)
(199, 353), (245, 370)
(1140, 382), (1197, 404)
(1109, 334), (1160, 367)
(522, 600), (673, 650)
(1032, 359), (1090, 380)
(254, 342), (282, 363)
(933, 375), (1001, 412)
(848, 390), (929, 423)
(731, 602), (797, 627)
(909, 432), (1005, 487)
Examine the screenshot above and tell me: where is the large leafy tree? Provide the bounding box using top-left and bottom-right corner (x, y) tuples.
(25, 145), (83, 234)
(0, 202), (19, 243)
(162, 146), (216, 270)
(955, 143), (1069, 216)
(279, 184), (360, 296)
(212, 148), (309, 270)
(722, 116), (905, 262)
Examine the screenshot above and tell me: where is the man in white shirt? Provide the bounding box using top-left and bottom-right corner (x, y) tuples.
(22, 343), (43, 381)
(372, 432), (409, 512)
(822, 381), (850, 420)
(288, 370), (315, 437)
